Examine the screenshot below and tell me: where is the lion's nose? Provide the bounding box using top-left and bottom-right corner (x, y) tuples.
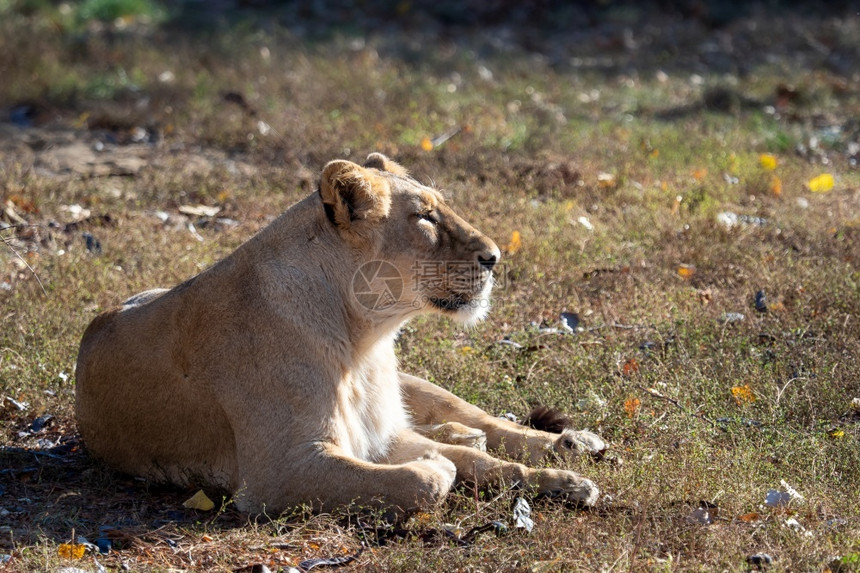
(476, 244), (500, 272)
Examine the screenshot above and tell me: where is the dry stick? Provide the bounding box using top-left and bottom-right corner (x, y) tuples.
(1, 230), (47, 296)
(634, 382), (727, 433)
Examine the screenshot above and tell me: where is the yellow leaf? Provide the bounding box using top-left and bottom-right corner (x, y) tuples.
(458, 345), (474, 355)
(677, 264), (696, 279)
(183, 489), (215, 511)
(728, 153), (739, 175)
(73, 112), (90, 129)
(597, 172), (616, 189)
(808, 173), (834, 193)
(769, 175), (782, 197)
(623, 398), (641, 418)
(731, 385), (756, 405)
(58, 543), (86, 559)
(759, 153), (778, 171)
(829, 429), (844, 439)
(419, 137), (433, 151)
(506, 230), (521, 254)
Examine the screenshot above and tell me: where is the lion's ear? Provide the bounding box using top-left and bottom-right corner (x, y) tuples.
(364, 152), (409, 177)
(320, 160), (391, 230)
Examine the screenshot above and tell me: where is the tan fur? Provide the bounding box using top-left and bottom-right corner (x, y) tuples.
(75, 154), (601, 514)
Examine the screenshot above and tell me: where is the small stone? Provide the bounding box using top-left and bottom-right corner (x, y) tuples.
(746, 553), (773, 569)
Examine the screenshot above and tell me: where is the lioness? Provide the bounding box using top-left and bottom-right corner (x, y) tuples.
(75, 154), (603, 514)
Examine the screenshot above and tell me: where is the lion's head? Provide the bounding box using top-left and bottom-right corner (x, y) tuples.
(319, 153), (500, 326)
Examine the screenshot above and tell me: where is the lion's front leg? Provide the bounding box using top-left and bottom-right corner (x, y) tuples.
(400, 372), (606, 465)
(233, 440), (455, 515)
(385, 429), (599, 506)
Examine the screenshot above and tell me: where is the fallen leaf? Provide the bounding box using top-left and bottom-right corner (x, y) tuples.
(622, 358), (639, 377)
(179, 205), (221, 217)
(769, 175), (782, 196)
(731, 385), (756, 405)
(183, 490), (215, 511)
(692, 168), (708, 181)
(759, 153), (778, 170)
(829, 429), (844, 439)
(57, 543), (86, 559)
(738, 512), (761, 523)
(696, 288), (713, 305)
(506, 230), (521, 254)
(677, 264), (696, 279)
(9, 194), (39, 214)
(808, 173), (834, 193)
(597, 172), (616, 189)
(623, 397), (641, 418)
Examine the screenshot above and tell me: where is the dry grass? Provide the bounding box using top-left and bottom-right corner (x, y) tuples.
(1, 2), (859, 571)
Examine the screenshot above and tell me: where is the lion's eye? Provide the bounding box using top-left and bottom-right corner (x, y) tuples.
(415, 212), (438, 225)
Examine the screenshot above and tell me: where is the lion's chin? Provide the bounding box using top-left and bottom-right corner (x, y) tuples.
(430, 276), (494, 327)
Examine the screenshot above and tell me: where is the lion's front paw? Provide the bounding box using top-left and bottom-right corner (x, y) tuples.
(554, 429), (607, 460)
(533, 469), (600, 507)
(406, 452), (457, 507)
(522, 428), (606, 465)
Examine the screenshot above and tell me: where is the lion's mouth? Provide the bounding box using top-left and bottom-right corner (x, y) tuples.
(427, 295), (469, 312)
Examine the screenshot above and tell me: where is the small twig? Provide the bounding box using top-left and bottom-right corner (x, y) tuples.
(587, 322), (650, 332)
(610, 322), (647, 330)
(606, 550), (628, 573)
(1, 231), (47, 296)
(0, 446), (68, 461)
(635, 383), (726, 432)
(775, 376), (807, 407)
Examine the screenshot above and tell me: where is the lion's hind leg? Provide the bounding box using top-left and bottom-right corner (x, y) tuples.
(401, 372), (606, 465)
(413, 422), (487, 451)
